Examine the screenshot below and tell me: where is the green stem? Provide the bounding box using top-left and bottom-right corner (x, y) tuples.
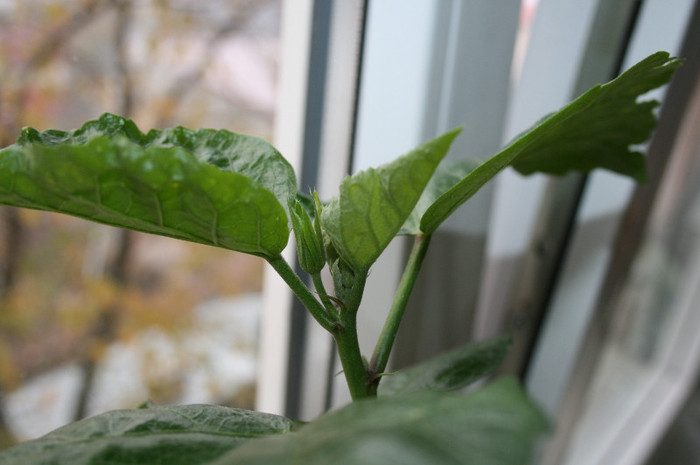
(267, 255), (339, 332)
(333, 270), (371, 400)
(311, 272), (337, 316)
(369, 234), (432, 390)
(269, 255), (370, 400)
(333, 320), (368, 400)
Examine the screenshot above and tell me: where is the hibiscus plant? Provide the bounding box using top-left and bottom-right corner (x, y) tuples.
(0, 52), (680, 464)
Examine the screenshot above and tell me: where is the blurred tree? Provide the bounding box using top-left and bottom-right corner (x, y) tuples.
(0, 0), (280, 443)
(0, 0), (107, 446)
(73, 0), (134, 422)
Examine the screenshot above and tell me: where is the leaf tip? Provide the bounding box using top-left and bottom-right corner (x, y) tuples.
(441, 126), (463, 145)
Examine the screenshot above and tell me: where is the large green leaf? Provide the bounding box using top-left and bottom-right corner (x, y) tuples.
(378, 335), (511, 396)
(216, 378), (548, 465)
(0, 404), (296, 465)
(420, 51), (681, 234)
(17, 113), (298, 209)
(322, 129), (460, 271)
(0, 114), (295, 257)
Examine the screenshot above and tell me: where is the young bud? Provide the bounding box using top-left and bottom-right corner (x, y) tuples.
(289, 199), (325, 274)
(312, 191), (324, 248)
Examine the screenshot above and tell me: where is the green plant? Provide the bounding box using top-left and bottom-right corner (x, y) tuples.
(0, 52), (680, 464)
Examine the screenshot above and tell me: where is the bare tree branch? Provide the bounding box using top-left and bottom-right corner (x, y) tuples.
(1, 0), (109, 139)
(152, 0), (277, 127)
(74, 0), (135, 421)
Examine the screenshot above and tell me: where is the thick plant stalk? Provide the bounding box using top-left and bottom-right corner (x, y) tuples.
(333, 317), (369, 400)
(332, 271), (371, 400)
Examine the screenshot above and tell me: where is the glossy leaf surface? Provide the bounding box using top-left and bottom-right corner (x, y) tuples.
(379, 335), (511, 396)
(322, 129), (460, 271)
(0, 404), (296, 465)
(217, 378), (548, 465)
(420, 51), (681, 234)
(0, 114), (294, 257)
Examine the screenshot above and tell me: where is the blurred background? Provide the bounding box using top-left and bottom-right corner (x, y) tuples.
(0, 0), (280, 444)
(2, 1), (700, 465)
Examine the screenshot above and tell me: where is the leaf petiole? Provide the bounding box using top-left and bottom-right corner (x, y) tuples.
(311, 272), (338, 317)
(368, 233), (432, 392)
(267, 255), (339, 333)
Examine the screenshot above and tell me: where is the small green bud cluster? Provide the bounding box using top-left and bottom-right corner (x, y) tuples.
(289, 194), (325, 274)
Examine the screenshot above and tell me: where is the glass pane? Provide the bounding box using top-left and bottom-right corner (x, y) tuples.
(0, 0), (280, 445)
(563, 77), (700, 465)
